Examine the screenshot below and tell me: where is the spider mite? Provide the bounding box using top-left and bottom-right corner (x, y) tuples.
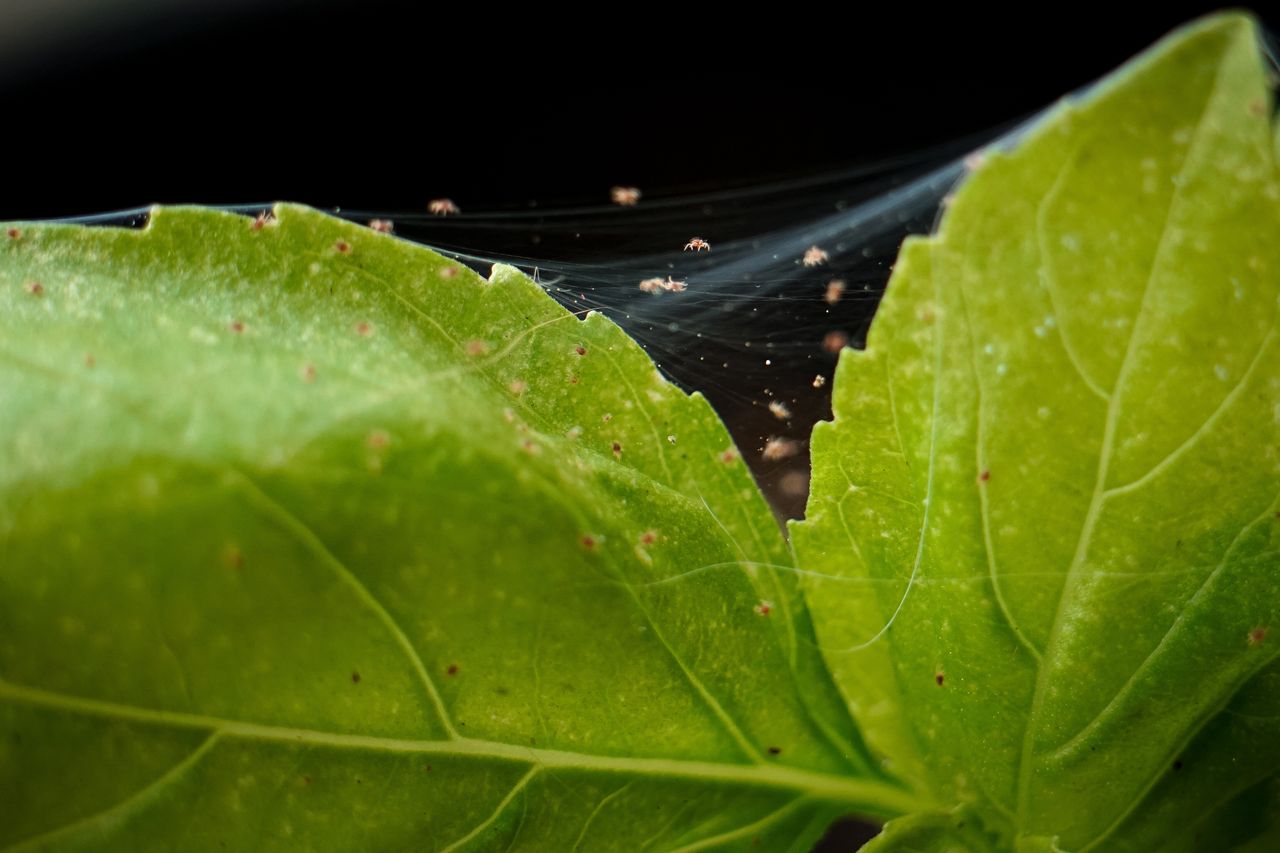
(508, 379), (527, 395)
(762, 437), (798, 462)
(6, 227), (21, 240)
(638, 277), (664, 294)
(581, 534), (599, 550)
(661, 276), (687, 293)
(767, 400), (792, 421)
(719, 447), (739, 464)
(1249, 626), (1269, 646)
(803, 245), (828, 267)
(24, 281), (43, 296)
(251, 210), (275, 230)
(822, 330), (849, 354)
(334, 239), (351, 254)
(612, 441), (623, 459)
(754, 600), (773, 616)
(611, 186), (641, 206)
(684, 237), (711, 252)
(429, 198), (460, 216)
(824, 279), (846, 305)
(779, 470), (808, 498)
(639, 530), (659, 546)
(368, 219), (394, 234)
(354, 321), (373, 337)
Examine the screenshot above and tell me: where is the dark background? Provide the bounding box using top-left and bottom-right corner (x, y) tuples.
(0, 1), (1260, 220)
(0, 1), (1262, 849)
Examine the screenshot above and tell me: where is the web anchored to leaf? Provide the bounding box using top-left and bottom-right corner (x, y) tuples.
(794, 12), (1280, 853)
(1, 11), (1279, 853)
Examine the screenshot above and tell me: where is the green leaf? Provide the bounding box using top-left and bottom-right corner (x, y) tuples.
(793, 12), (1280, 851)
(0, 205), (918, 849)
(859, 806), (1006, 853)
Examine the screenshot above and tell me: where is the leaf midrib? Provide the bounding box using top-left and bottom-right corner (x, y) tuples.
(0, 678), (918, 816)
(1013, 33), (1235, 837)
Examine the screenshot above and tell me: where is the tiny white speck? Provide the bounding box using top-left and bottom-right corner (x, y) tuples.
(1214, 364), (1230, 382)
(983, 343), (994, 355)
(1033, 326), (1047, 338)
(1037, 406), (1051, 419)
(996, 363), (1008, 376)
(1043, 315), (1056, 328)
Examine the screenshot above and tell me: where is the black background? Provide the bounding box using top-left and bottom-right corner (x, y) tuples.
(0, 1), (1259, 220)
(1, 2), (1264, 849)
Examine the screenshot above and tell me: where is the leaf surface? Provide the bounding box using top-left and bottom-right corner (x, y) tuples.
(793, 13), (1280, 851)
(0, 205), (915, 850)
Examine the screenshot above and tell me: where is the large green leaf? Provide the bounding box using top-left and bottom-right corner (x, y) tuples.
(793, 12), (1280, 852)
(0, 205), (920, 849)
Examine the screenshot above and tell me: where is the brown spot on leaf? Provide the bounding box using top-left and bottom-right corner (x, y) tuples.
(574, 345), (587, 356)
(367, 430), (390, 450)
(640, 530), (658, 546)
(1249, 626), (1268, 647)
(223, 545), (244, 570)
(1173, 760), (1184, 771)
(978, 470), (990, 482)
(581, 534), (598, 550)
(767, 746), (782, 755)
(301, 363), (317, 382)
(229, 320), (245, 334)
(465, 339), (489, 356)
(335, 239), (351, 254)
(354, 321), (373, 337)
(84, 354), (96, 368)
(351, 671), (361, 684)
(611, 441), (622, 459)
(25, 281), (43, 296)
(446, 664), (459, 676)
(7, 228), (21, 240)
(935, 672), (945, 686)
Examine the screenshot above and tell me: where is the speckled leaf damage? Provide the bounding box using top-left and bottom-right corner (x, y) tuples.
(1, 12), (1277, 853)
